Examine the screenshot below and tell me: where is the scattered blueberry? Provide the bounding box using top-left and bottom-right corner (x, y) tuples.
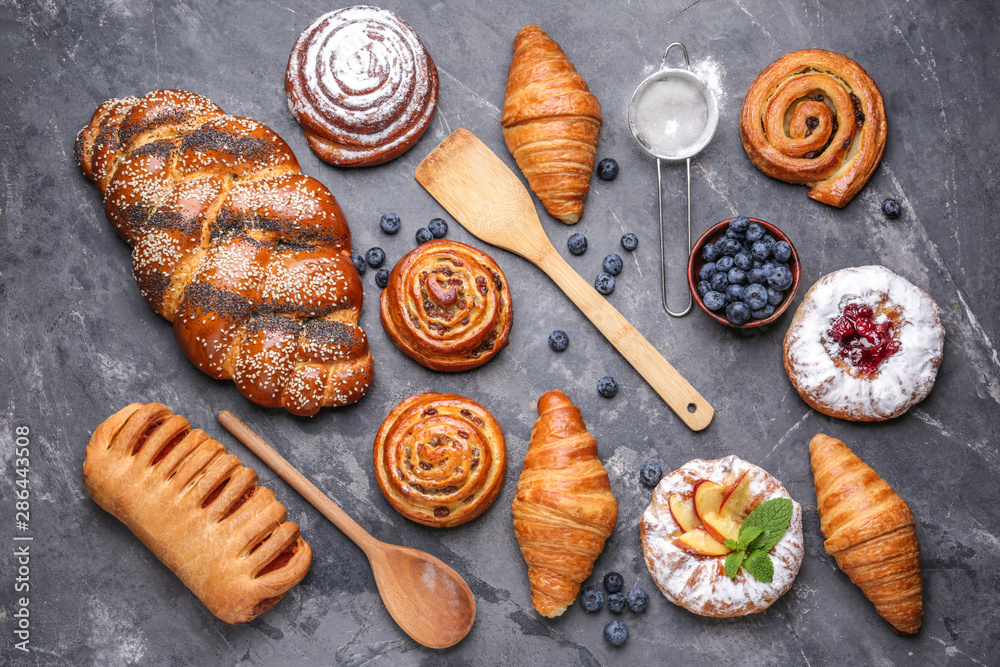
(701, 243), (719, 262)
(709, 272), (729, 292)
(352, 253), (367, 275)
(428, 218), (448, 238)
(375, 268), (390, 288)
(379, 212), (401, 234)
(734, 251), (753, 271)
(568, 233), (588, 255)
(604, 620), (628, 647)
(745, 283), (768, 310)
(697, 280), (712, 297)
(767, 286), (784, 306)
(603, 254), (623, 276)
(607, 593), (627, 613)
(703, 290), (726, 311)
(548, 330), (569, 352)
(881, 198), (902, 219)
(415, 227), (434, 244)
(698, 262), (717, 281)
(729, 215), (751, 233)
(772, 240), (792, 263)
(597, 158), (619, 181)
(768, 265), (794, 291)
(365, 247), (386, 268)
(581, 586), (605, 612)
(747, 267), (767, 285)
(751, 240), (771, 262)
(715, 255), (735, 273)
(725, 284), (745, 303)
(639, 462), (662, 487)
(626, 588), (649, 613)
(603, 572), (624, 593)
(745, 221), (765, 242)
(620, 233), (639, 252)
(726, 301), (751, 326)
(595, 272), (616, 295)
(728, 267), (747, 285)
(597, 376), (618, 398)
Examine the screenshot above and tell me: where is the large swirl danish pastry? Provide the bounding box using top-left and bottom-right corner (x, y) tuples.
(374, 392), (507, 528)
(380, 240), (513, 372)
(285, 6), (439, 167)
(740, 49), (887, 208)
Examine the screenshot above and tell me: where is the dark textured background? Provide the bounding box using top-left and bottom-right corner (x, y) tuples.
(1, 0), (998, 664)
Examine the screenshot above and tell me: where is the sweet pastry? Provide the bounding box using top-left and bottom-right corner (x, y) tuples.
(285, 6), (439, 167)
(512, 390), (618, 617)
(640, 456), (804, 617)
(502, 24), (602, 224)
(83, 403), (312, 624)
(783, 265), (945, 421)
(740, 49), (887, 207)
(373, 392), (507, 527)
(76, 89), (374, 416)
(810, 433), (923, 634)
(380, 240), (512, 371)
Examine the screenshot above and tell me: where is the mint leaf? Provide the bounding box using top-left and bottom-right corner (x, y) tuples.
(724, 539), (742, 551)
(725, 549), (745, 579)
(737, 525), (764, 548)
(743, 549), (774, 583)
(741, 498), (793, 553)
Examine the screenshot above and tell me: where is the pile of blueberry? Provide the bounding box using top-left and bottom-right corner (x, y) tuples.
(581, 571), (649, 647)
(695, 216), (795, 326)
(363, 213), (454, 289)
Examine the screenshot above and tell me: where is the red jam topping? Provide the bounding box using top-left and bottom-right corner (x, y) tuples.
(827, 302), (900, 374)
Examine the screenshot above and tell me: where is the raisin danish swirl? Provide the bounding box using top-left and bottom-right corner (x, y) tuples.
(285, 5), (439, 167)
(373, 392), (507, 528)
(84, 403), (312, 624)
(380, 240), (512, 371)
(76, 89), (374, 416)
(740, 49), (887, 207)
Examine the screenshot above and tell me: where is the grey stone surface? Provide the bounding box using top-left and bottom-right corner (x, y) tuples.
(1, 0), (998, 664)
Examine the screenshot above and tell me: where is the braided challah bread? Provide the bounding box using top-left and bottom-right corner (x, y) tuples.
(76, 90), (374, 416)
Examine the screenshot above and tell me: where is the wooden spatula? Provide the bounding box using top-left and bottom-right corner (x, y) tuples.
(415, 128), (713, 431)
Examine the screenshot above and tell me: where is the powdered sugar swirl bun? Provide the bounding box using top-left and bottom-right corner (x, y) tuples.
(783, 265), (945, 421)
(286, 6), (439, 167)
(641, 456), (804, 617)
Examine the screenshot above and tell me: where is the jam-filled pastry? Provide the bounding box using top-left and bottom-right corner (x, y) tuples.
(740, 49), (887, 207)
(380, 240), (512, 371)
(285, 5), (439, 167)
(373, 392), (507, 527)
(83, 403), (312, 624)
(640, 456), (804, 617)
(783, 265), (945, 421)
(75, 90), (374, 416)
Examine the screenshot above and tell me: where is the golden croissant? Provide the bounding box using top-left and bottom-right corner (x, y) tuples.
(502, 24), (602, 224)
(512, 390), (618, 617)
(809, 433), (922, 634)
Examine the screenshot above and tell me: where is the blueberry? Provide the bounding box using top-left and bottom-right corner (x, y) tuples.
(729, 215), (751, 233)
(752, 259), (764, 269)
(639, 462), (662, 487)
(703, 290), (726, 311)
(595, 272), (616, 295)
(603, 572), (624, 593)
(597, 376), (618, 398)
(751, 240), (771, 262)
(761, 233), (777, 249)
(604, 620), (628, 647)
(365, 247), (386, 268)
(603, 254), (623, 276)
(768, 266), (793, 291)
(379, 212), (401, 234)
(581, 586), (605, 612)
(697, 280), (712, 297)
(620, 233), (639, 252)
(728, 267), (747, 285)
(745, 283), (768, 310)
(726, 301), (751, 325)
(597, 158), (619, 181)
(745, 221), (765, 242)
(428, 218), (448, 238)
(734, 251), (753, 271)
(752, 304), (776, 319)
(709, 272), (729, 292)
(881, 198), (902, 219)
(698, 262), (717, 281)
(415, 227), (434, 244)
(375, 268), (390, 288)
(760, 262), (777, 277)
(607, 592), (627, 613)
(747, 267), (767, 285)
(626, 587), (649, 613)
(548, 330), (569, 351)
(772, 240), (792, 263)
(725, 227), (745, 241)
(352, 253), (367, 275)
(701, 243), (719, 263)
(718, 237), (741, 256)
(715, 256), (735, 273)
(767, 286), (784, 306)
(725, 284), (745, 303)
(568, 233), (588, 255)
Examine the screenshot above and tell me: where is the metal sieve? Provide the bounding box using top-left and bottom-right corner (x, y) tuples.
(629, 43), (719, 317)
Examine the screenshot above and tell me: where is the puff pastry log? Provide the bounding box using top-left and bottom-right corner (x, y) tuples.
(502, 25), (603, 224)
(83, 403), (312, 624)
(76, 90), (374, 416)
(512, 390), (618, 617)
(740, 49), (887, 207)
(809, 433), (922, 634)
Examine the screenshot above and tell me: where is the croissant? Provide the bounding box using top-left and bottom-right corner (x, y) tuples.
(502, 25), (602, 224)
(809, 433), (922, 634)
(83, 403), (312, 624)
(76, 90), (374, 416)
(511, 390), (618, 617)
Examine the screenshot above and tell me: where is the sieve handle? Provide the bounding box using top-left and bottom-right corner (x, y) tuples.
(660, 42), (691, 70)
(659, 157), (694, 317)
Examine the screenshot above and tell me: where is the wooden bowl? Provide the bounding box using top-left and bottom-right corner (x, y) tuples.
(687, 217), (801, 328)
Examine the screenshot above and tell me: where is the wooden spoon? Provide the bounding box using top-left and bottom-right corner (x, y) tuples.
(415, 128), (714, 431)
(217, 410), (475, 649)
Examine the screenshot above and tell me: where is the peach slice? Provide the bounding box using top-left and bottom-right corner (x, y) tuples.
(720, 471), (752, 519)
(701, 510), (742, 543)
(668, 494), (702, 532)
(693, 480), (725, 524)
(674, 527), (731, 556)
